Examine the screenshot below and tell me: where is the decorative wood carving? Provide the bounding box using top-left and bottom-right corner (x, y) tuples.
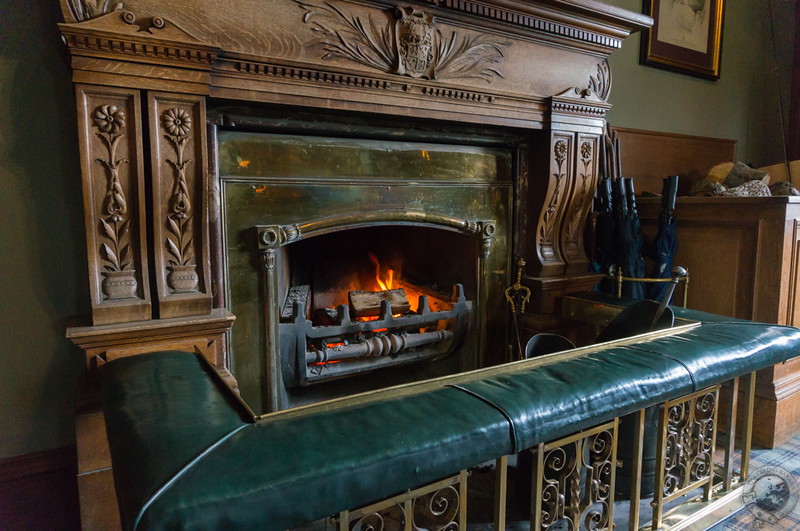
(77, 85), (151, 324)
(562, 135), (600, 274)
(296, 1), (511, 82)
(551, 86), (612, 119)
(588, 59), (612, 102)
(59, 3), (652, 525)
(421, 0), (640, 51)
(65, 0), (125, 22)
(148, 92), (212, 318)
(58, 9), (219, 94)
(530, 135), (572, 276)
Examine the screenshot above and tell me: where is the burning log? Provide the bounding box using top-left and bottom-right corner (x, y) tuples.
(348, 288), (411, 318)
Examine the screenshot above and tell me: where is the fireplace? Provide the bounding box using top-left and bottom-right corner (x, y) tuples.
(60, 0), (649, 415)
(215, 118), (513, 410)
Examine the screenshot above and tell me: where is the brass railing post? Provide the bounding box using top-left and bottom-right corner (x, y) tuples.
(741, 371), (756, 480)
(652, 403), (669, 530)
(628, 408), (645, 531)
(493, 455), (508, 530)
(723, 377), (740, 491)
(531, 443), (545, 530)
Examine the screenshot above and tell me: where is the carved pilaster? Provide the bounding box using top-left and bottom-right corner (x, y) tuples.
(561, 135), (599, 274)
(148, 92), (212, 318)
(530, 134), (572, 276)
(76, 85), (151, 325)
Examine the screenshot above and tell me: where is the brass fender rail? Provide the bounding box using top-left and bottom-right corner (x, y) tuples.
(322, 374), (756, 531)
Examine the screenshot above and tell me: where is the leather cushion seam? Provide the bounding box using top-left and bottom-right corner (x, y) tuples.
(447, 384), (518, 454)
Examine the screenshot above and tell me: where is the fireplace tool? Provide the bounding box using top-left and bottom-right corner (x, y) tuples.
(504, 257), (530, 360)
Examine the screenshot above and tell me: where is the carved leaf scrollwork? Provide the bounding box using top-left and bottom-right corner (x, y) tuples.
(93, 104), (132, 273)
(588, 59), (612, 101)
(296, 0), (510, 83)
(67, 0), (125, 22)
(299, 1), (394, 72)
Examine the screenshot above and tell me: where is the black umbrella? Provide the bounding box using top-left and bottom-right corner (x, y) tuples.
(624, 177), (647, 292)
(648, 176), (679, 302)
(613, 178), (646, 299)
(593, 177), (617, 293)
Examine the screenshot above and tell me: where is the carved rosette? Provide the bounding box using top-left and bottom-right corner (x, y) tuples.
(532, 421), (616, 530)
(256, 225), (302, 250)
(296, 0), (510, 83)
(162, 107), (198, 293)
(92, 104), (137, 300)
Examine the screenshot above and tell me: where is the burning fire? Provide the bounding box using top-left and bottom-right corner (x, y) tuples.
(368, 252), (394, 291)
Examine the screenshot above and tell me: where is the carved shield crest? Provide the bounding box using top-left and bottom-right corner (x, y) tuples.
(395, 8), (435, 78)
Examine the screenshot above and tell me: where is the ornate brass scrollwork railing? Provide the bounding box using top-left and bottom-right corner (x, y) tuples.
(531, 420), (618, 531)
(335, 471), (467, 531)
(321, 373), (757, 531)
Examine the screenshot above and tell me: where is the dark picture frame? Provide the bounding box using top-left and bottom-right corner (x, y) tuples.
(641, 0), (725, 80)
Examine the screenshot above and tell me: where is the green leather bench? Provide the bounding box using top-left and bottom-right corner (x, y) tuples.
(100, 309), (800, 530)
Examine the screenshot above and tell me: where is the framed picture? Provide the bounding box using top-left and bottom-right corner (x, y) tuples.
(640, 0), (725, 80)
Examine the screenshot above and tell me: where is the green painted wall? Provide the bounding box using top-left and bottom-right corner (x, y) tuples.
(0, 0), (795, 459)
(606, 0), (796, 167)
(0, 1), (87, 458)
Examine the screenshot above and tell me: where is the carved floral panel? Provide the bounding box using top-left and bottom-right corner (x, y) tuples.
(77, 85), (151, 324)
(534, 135), (572, 274)
(561, 135), (599, 273)
(148, 92), (212, 318)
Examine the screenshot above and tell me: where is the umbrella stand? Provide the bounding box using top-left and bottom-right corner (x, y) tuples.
(609, 267), (690, 307)
(649, 266), (688, 328)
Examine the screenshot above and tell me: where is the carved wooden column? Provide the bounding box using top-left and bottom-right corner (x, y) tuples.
(562, 134), (600, 275)
(523, 84), (610, 333)
(76, 85), (151, 325)
(147, 93), (213, 318)
(533, 133), (574, 277)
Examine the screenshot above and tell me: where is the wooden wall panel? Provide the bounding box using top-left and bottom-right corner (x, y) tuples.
(613, 127), (737, 196)
(673, 225), (753, 319)
(638, 196), (800, 447)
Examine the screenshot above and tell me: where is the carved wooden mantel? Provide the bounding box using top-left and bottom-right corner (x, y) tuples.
(59, 0), (650, 368)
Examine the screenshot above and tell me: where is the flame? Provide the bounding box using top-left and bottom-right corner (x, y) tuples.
(420, 150), (431, 161)
(254, 185), (267, 193)
(368, 252), (394, 291)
